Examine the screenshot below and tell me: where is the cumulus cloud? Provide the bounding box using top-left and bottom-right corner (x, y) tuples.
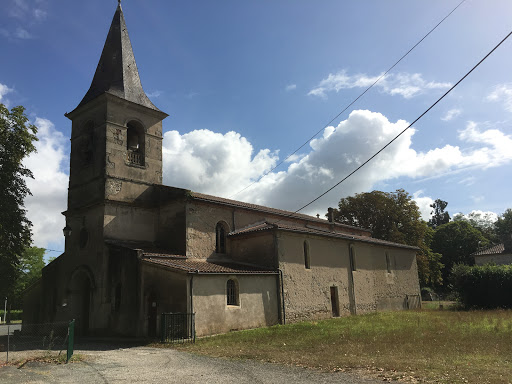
(285, 84), (297, 91)
(412, 191), (434, 221)
(441, 108), (462, 121)
(24, 118), (68, 248)
(162, 110), (512, 216)
(309, 70), (451, 99)
(487, 83), (512, 112)
(0, 83), (13, 103)
(162, 130), (279, 198)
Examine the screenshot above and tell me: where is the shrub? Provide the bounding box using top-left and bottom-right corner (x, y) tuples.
(451, 263), (512, 308)
(0, 309), (23, 322)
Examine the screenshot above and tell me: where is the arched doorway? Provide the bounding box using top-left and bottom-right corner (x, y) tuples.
(67, 267), (95, 336)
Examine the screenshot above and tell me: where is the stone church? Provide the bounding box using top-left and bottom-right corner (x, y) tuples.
(24, 2), (421, 337)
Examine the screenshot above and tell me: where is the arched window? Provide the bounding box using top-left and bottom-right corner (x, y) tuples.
(216, 222), (228, 254)
(304, 240), (311, 269)
(226, 279), (239, 306)
(349, 244), (356, 271)
(126, 121), (145, 165)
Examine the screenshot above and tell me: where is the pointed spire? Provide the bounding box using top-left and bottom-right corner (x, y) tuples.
(76, 2), (160, 111)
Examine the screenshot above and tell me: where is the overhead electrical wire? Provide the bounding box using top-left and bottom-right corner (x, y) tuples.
(285, 28), (512, 218)
(228, 0), (467, 199)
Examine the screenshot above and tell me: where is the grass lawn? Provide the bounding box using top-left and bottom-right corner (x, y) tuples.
(175, 308), (512, 383)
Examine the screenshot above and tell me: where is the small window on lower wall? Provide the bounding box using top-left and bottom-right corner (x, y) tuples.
(349, 244), (356, 271)
(226, 279), (239, 306)
(385, 252), (392, 273)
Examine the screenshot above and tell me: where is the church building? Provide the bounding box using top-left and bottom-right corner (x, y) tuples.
(24, 2), (421, 338)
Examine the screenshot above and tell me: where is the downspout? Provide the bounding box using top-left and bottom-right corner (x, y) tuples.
(279, 269), (286, 325)
(273, 228), (285, 325)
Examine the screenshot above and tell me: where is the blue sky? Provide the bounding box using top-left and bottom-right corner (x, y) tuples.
(1, 0), (512, 256)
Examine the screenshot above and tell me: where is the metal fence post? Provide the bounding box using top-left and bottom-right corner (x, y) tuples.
(6, 323), (9, 363)
(66, 319), (75, 363)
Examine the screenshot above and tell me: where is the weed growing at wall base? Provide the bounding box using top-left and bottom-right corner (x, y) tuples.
(176, 309), (512, 383)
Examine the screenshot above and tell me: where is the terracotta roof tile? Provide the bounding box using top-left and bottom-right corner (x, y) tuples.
(472, 243), (506, 256)
(229, 222), (418, 251)
(105, 239), (185, 258)
(142, 257), (277, 274)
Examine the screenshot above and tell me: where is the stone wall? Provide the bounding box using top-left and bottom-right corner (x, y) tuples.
(193, 274), (279, 337)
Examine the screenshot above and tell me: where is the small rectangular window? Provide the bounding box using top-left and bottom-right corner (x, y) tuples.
(385, 252), (392, 273)
(349, 245), (356, 271)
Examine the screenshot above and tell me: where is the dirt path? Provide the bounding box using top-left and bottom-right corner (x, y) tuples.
(0, 346), (383, 383)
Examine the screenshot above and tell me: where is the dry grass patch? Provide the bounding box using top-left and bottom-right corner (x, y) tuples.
(175, 309), (512, 383)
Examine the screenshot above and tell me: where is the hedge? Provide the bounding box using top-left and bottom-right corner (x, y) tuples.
(0, 309), (23, 322)
(451, 263), (512, 308)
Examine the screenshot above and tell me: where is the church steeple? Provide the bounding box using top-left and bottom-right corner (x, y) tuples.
(75, 2), (159, 111)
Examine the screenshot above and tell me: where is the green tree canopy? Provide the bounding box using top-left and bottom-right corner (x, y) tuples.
(431, 220), (489, 282)
(330, 189), (443, 287)
(495, 208), (512, 251)
(0, 104), (38, 300)
(12, 247), (46, 308)
(428, 199), (450, 229)
(332, 189), (426, 246)
(453, 211), (498, 243)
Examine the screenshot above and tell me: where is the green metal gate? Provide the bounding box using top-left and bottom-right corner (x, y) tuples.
(66, 319), (75, 363)
(160, 313), (195, 343)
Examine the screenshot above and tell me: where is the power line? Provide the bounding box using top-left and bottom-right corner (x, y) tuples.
(287, 28), (512, 217)
(44, 249), (63, 253)
(229, 0), (467, 199)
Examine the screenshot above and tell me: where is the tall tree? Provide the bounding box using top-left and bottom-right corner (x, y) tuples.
(431, 221), (489, 283)
(0, 104), (38, 301)
(12, 247), (46, 308)
(453, 211), (498, 243)
(331, 189), (443, 287)
(428, 199), (450, 229)
(495, 209), (512, 251)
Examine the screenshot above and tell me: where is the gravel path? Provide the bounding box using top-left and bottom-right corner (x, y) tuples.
(0, 345), (383, 383)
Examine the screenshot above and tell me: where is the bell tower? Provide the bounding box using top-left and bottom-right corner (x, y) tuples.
(65, 1), (168, 212)
(64, 1), (168, 252)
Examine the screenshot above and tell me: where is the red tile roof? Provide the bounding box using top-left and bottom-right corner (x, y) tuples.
(472, 243), (506, 256)
(142, 256), (277, 274)
(229, 222), (419, 251)
(105, 239), (186, 258)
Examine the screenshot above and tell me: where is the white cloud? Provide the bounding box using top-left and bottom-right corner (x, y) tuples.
(162, 130), (279, 198)
(33, 8), (47, 21)
(147, 90), (162, 98)
(412, 191), (434, 221)
(162, 110), (512, 216)
(487, 83), (512, 112)
(0, 83), (13, 103)
(453, 210), (498, 228)
(285, 84), (297, 91)
(15, 27), (32, 39)
(309, 70), (451, 100)
(24, 117), (68, 248)
(458, 176), (475, 186)
(441, 108), (462, 121)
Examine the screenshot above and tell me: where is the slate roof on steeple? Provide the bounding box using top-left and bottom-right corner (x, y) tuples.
(75, 2), (160, 112)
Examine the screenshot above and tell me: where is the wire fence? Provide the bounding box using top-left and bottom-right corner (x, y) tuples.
(0, 320), (75, 364)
